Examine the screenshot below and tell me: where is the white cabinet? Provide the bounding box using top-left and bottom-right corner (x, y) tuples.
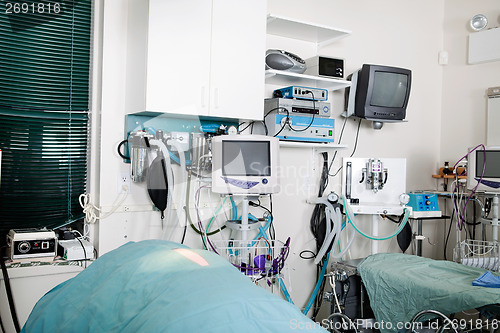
(146, 0), (266, 120)
(0, 264), (83, 333)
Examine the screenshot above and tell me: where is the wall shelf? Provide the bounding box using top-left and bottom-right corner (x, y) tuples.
(266, 14), (351, 48)
(265, 69), (351, 91)
(265, 14), (352, 92)
(432, 174), (467, 180)
(279, 141), (347, 149)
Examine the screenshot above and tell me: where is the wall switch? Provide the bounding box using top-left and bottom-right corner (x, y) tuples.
(438, 51), (448, 65)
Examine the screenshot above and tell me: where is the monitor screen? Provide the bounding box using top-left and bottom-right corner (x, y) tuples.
(370, 71), (409, 108)
(211, 134), (280, 195)
(222, 141), (271, 176)
(345, 64), (411, 122)
(476, 150), (500, 178)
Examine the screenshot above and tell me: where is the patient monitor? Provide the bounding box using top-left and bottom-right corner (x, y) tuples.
(211, 134), (280, 241)
(211, 134), (280, 195)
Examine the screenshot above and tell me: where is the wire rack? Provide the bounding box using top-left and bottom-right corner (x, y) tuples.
(212, 238), (290, 295)
(455, 239), (500, 271)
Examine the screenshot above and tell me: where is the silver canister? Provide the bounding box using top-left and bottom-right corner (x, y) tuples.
(190, 132), (210, 171)
(129, 131), (152, 182)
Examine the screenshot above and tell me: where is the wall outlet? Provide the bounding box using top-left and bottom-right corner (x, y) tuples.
(118, 172), (131, 193)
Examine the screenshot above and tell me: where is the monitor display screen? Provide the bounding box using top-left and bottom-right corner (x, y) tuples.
(476, 150), (500, 178)
(222, 141), (271, 176)
(370, 71), (409, 108)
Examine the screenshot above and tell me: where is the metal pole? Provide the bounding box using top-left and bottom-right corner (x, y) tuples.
(492, 195), (498, 242)
(416, 219), (423, 256)
(372, 215), (378, 254)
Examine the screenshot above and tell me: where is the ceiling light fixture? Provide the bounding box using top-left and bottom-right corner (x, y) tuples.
(470, 14), (488, 31)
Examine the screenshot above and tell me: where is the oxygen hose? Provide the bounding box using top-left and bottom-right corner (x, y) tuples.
(313, 199), (337, 264)
(168, 139), (188, 233)
(185, 173), (226, 237)
(330, 208), (356, 259)
(312, 197), (357, 263)
(341, 195), (410, 240)
(303, 253), (329, 316)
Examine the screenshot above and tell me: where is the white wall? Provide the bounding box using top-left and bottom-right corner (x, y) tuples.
(96, 0), (160, 254)
(438, 0), (500, 260)
(441, 1), (500, 161)
(91, 0), (500, 313)
(266, 0), (445, 311)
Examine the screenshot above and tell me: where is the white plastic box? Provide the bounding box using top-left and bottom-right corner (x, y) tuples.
(58, 239), (94, 260)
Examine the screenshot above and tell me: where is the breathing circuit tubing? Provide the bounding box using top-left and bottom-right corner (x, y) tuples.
(313, 198), (356, 264)
(304, 196), (409, 316)
(341, 195), (411, 240)
(168, 139), (188, 234)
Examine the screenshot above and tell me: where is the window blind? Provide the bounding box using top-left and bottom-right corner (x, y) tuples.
(0, 0), (92, 238)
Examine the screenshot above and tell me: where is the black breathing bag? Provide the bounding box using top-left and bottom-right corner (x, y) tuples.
(397, 222), (412, 253)
(147, 155), (169, 219)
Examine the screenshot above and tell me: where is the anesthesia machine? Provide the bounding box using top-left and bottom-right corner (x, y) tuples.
(121, 120), (290, 295)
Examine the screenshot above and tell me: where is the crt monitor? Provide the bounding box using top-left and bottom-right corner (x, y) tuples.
(467, 146), (500, 192)
(345, 64), (412, 122)
(211, 134), (280, 195)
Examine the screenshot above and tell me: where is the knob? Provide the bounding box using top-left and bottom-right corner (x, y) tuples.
(18, 241), (31, 253)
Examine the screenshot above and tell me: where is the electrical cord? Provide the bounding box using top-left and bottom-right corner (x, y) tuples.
(79, 186), (129, 224)
(0, 311), (5, 333)
(299, 250), (316, 260)
(310, 153), (329, 252)
(444, 211), (454, 261)
(249, 199), (275, 241)
(72, 232), (88, 268)
(286, 91), (316, 132)
(0, 247), (21, 333)
(185, 172), (226, 237)
(452, 144), (485, 230)
(326, 116), (348, 178)
(269, 195), (276, 241)
(264, 98), (318, 137)
(117, 139), (130, 160)
(329, 118), (362, 177)
(347, 118), (362, 158)
(307, 152), (330, 319)
(238, 121), (268, 135)
(238, 121), (256, 134)
(265, 106), (291, 138)
(181, 206), (188, 244)
(328, 274), (343, 314)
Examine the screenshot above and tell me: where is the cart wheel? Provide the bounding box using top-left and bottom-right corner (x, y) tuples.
(409, 309), (458, 333)
(326, 312), (358, 333)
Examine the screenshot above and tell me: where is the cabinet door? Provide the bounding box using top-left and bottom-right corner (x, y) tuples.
(209, 0), (266, 120)
(146, 0), (212, 115)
